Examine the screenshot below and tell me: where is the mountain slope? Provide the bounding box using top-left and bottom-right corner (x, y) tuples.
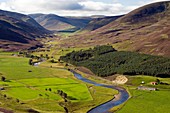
(30, 14), (91, 32)
(0, 10), (51, 51)
(81, 15), (123, 31)
(61, 1), (170, 57)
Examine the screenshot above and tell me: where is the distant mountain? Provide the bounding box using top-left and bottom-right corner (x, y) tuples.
(61, 1), (170, 57)
(81, 15), (123, 31)
(0, 10), (51, 51)
(30, 14), (92, 32)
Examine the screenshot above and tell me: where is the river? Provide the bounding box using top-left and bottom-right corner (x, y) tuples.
(70, 70), (129, 113)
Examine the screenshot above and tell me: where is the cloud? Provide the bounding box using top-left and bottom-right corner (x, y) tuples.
(0, 0), (168, 16)
(2, 0), (84, 12)
(151, 0), (170, 2)
(0, 0), (137, 16)
(79, 1), (134, 15)
(139, 0), (170, 5)
(80, 1), (122, 11)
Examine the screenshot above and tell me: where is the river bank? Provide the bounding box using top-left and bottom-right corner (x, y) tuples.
(70, 70), (129, 113)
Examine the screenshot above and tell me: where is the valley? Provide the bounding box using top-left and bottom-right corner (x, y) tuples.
(1, 36), (170, 113)
(0, 1), (170, 113)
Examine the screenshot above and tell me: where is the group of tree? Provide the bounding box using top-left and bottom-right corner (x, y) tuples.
(18, 51), (51, 65)
(60, 45), (116, 63)
(60, 45), (170, 78)
(28, 54), (51, 65)
(57, 90), (67, 100)
(57, 90), (69, 113)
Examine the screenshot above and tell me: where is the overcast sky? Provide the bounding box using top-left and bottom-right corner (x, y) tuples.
(0, 0), (169, 16)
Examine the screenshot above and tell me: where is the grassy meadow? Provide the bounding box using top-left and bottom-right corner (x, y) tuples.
(117, 90), (170, 113)
(115, 76), (170, 113)
(0, 53), (72, 79)
(0, 52), (117, 112)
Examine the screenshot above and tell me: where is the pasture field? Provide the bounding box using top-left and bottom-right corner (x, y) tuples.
(0, 78), (92, 101)
(126, 75), (170, 89)
(0, 52), (117, 112)
(0, 53), (92, 112)
(32, 37), (91, 60)
(116, 76), (170, 113)
(117, 90), (170, 113)
(66, 85), (118, 113)
(0, 53), (72, 79)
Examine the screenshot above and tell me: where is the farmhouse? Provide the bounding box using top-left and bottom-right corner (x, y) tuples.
(150, 82), (158, 85)
(137, 86), (157, 91)
(33, 62), (40, 66)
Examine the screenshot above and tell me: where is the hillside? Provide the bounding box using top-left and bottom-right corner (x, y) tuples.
(60, 1), (170, 57)
(30, 14), (92, 32)
(81, 15), (123, 31)
(0, 10), (51, 51)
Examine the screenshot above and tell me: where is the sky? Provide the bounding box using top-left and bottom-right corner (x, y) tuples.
(0, 0), (169, 16)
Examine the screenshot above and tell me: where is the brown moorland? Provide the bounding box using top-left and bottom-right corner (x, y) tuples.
(60, 1), (170, 57)
(0, 10), (52, 51)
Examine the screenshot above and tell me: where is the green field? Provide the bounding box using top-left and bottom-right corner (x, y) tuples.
(0, 52), (117, 112)
(116, 76), (170, 113)
(0, 77), (92, 101)
(117, 90), (170, 113)
(0, 54), (73, 79)
(0, 53), (92, 112)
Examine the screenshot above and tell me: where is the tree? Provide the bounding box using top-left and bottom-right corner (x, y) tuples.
(57, 90), (61, 94)
(58, 59), (61, 62)
(156, 79), (160, 84)
(4, 94), (6, 98)
(63, 93), (67, 99)
(49, 88), (52, 91)
(60, 90), (63, 96)
(64, 107), (68, 113)
(40, 54), (43, 58)
(46, 54), (49, 59)
(51, 59), (57, 63)
(16, 98), (20, 103)
(46, 54), (48, 58)
(29, 59), (33, 65)
(65, 63), (69, 67)
(1, 76), (6, 81)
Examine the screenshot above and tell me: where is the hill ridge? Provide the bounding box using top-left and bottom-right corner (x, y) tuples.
(60, 1), (170, 57)
(0, 10), (51, 51)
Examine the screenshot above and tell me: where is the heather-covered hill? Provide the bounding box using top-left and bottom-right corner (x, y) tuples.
(81, 15), (123, 31)
(0, 10), (52, 51)
(30, 14), (92, 32)
(60, 1), (170, 57)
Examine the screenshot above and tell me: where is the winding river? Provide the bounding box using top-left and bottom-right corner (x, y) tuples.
(70, 70), (129, 113)
(35, 61), (129, 113)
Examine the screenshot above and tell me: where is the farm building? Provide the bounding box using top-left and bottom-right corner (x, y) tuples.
(150, 82), (158, 85)
(137, 86), (157, 91)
